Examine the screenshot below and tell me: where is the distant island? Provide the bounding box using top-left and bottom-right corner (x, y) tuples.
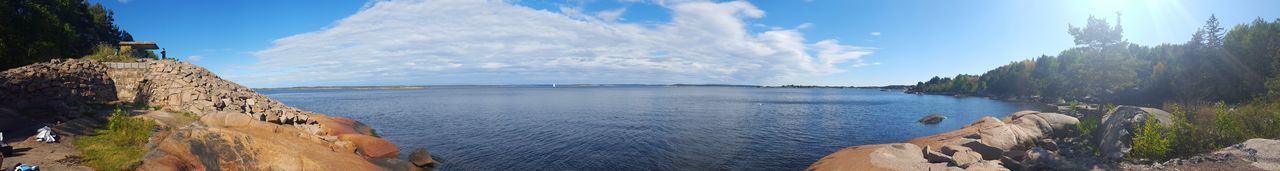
(255, 86), (429, 91)
(254, 84), (921, 90)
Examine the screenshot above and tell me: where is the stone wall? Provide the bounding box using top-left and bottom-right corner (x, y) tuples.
(2, 59), (425, 170)
(136, 60), (318, 127)
(104, 62), (148, 103)
(0, 59), (117, 120)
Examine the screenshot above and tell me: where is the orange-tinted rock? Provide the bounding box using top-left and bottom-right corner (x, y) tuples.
(807, 143), (960, 171)
(140, 126), (383, 170)
(313, 116), (376, 136)
(339, 134), (400, 159)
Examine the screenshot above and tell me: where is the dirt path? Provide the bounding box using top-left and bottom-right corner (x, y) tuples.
(2, 137), (93, 171)
(1, 109), (157, 170)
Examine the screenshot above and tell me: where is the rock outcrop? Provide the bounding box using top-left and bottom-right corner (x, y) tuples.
(808, 111), (1079, 171)
(1128, 138), (1280, 170)
(1217, 138), (1280, 170)
(1, 59), (428, 170)
(125, 60), (424, 170)
(1098, 105), (1172, 160)
(806, 143), (957, 171)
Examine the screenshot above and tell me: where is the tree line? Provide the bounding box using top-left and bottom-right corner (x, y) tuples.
(914, 14), (1280, 106)
(0, 0), (133, 70)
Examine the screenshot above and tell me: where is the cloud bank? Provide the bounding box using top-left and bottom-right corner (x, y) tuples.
(241, 0), (873, 87)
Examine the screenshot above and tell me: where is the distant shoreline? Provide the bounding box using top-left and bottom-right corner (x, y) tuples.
(254, 84), (917, 90)
(255, 86), (429, 91)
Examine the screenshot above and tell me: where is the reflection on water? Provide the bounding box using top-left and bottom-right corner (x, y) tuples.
(261, 87), (1044, 170)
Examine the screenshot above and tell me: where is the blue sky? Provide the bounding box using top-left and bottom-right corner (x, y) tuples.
(93, 0), (1280, 88)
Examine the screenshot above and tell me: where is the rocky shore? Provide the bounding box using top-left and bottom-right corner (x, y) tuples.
(806, 106), (1280, 171)
(0, 59), (436, 170)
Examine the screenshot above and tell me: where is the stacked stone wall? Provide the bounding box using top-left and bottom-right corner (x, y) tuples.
(137, 60), (317, 126)
(104, 62), (148, 103)
(0, 59), (116, 120)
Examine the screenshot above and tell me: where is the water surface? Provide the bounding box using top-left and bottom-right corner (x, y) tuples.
(260, 86), (1044, 170)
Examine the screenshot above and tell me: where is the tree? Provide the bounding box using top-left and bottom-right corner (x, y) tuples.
(0, 0), (130, 70)
(1203, 14), (1225, 47)
(1068, 14), (1125, 48)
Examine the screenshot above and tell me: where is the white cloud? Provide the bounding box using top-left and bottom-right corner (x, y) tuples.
(240, 0), (874, 87)
(870, 32), (882, 36)
(118, 0), (132, 3)
(187, 55), (203, 62)
(596, 8), (627, 22)
(796, 22), (814, 29)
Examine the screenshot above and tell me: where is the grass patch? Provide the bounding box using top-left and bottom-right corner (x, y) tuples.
(75, 108), (156, 171)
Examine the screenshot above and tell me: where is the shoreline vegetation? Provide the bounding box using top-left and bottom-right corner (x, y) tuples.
(841, 14), (1280, 170)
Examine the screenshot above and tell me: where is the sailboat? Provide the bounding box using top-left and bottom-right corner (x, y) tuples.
(552, 83), (557, 88)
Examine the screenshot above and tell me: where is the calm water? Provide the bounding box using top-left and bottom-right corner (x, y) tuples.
(259, 86), (1045, 170)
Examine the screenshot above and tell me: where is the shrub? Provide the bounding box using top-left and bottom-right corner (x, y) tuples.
(76, 108), (156, 171)
(1129, 113), (1172, 161)
(1075, 114), (1102, 156)
(1212, 102), (1250, 147)
(1076, 115), (1099, 138)
(80, 44), (133, 62)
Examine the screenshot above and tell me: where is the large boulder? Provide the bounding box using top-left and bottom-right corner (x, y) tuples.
(908, 111), (1078, 153)
(1098, 105), (1173, 160)
(807, 143), (961, 171)
(1020, 147), (1063, 170)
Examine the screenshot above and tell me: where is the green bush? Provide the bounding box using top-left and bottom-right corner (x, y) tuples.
(1076, 115), (1099, 138)
(1213, 102), (1250, 147)
(1129, 113), (1173, 160)
(76, 108), (156, 171)
(80, 44), (133, 62)
(1075, 114), (1101, 156)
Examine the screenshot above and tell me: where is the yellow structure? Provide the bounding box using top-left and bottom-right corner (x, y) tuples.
(118, 41), (159, 52)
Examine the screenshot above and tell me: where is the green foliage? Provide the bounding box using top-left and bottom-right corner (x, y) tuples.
(0, 0), (131, 70)
(914, 16), (1280, 105)
(1076, 116), (1099, 138)
(1069, 14), (1125, 48)
(79, 43), (132, 62)
(911, 15), (1280, 161)
(1213, 102), (1250, 146)
(76, 108), (156, 171)
(1129, 113), (1173, 161)
(1075, 113), (1101, 156)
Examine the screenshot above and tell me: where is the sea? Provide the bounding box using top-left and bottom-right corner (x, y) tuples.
(259, 86), (1046, 170)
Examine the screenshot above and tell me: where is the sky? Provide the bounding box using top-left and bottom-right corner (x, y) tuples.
(92, 0), (1280, 88)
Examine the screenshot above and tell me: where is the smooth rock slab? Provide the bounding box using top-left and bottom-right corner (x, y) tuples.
(807, 143), (962, 171)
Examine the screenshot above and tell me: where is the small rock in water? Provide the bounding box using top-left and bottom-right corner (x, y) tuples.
(409, 148), (438, 168)
(918, 114), (946, 124)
